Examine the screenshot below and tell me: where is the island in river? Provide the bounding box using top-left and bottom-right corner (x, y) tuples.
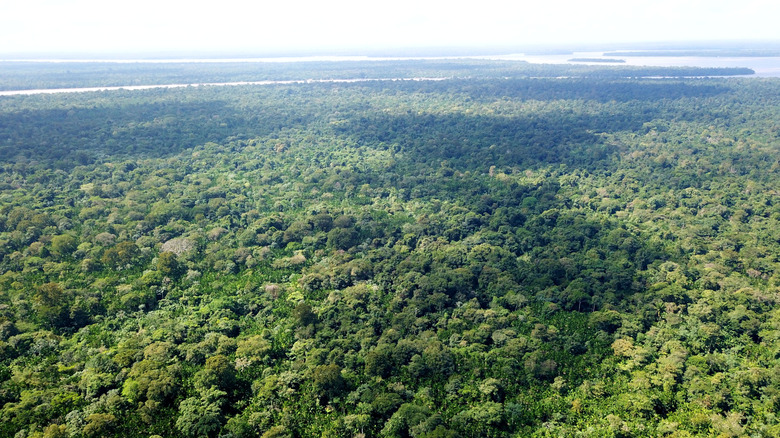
(568, 58), (626, 63)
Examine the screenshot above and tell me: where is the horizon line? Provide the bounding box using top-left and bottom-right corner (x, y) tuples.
(3, 39), (780, 61)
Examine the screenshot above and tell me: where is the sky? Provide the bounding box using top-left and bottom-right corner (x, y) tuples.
(1, 0), (780, 57)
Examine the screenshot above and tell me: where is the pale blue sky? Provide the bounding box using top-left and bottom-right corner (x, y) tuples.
(1, 0), (779, 56)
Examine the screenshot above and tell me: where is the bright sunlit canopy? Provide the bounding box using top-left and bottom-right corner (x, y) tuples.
(2, 0), (780, 56)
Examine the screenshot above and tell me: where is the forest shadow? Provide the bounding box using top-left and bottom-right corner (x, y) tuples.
(385, 78), (733, 103)
(334, 107), (651, 172)
(331, 106), (678, 316)
(0, 78), (733, 172)
(0, 98), (306, 168)
(470, 78), (733, 103)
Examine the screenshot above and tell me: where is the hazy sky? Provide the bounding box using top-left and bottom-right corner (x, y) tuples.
(1, 0), (779, 56)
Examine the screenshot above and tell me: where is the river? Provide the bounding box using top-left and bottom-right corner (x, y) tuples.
(1, 52), (778, 97)
(486, 51), (780, 77)
(0, 77), (449, 97)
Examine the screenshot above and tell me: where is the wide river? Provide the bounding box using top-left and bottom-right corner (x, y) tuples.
(496, 51), (780, 77)
(0, 77), (448, 97)
(1, 52), (778, 97)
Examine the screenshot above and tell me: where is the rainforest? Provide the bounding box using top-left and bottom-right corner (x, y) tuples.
(1, 59), (779, 437)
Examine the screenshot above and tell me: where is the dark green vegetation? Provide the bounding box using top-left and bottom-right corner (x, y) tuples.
(1, 60), (780, 437)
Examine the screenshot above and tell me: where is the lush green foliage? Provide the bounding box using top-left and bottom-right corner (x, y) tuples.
(1, 61), (780, 437)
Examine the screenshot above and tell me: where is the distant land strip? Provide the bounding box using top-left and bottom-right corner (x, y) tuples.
(0, 67), (758, 96)
(605, 50), (780, 57)
(0, 77), (450, 97)
(568, 58), (626, 63)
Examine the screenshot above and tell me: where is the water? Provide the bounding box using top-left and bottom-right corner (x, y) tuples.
(0, 77), (449, 97)
(495, 51), (780, 77)
(6, 52), (779, 76)
(1, 52), (778, 96)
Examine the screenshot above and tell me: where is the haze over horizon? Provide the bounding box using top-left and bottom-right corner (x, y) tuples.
(2, 0), (780, 58)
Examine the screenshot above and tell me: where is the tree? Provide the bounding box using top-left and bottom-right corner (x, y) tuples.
(50, 234), (78, 258)
(293, 302), (317, 327)
(194, 354), (236, 391)
(283, 220), (311, 243)
(381, 403), (431, 437)
(312, 213), (333, 231)
(365, 344), (395, 378)
(121, 359), (179, 405)
(33, 282), (71, 329)
(101, 241), (141, 269)
(312, 364), (346, 403)
(452, 402), (504, 437)
(176, 387), (227, 438)
(82, 413), (116, 437)
(235, 335), (272, 364)
(327, 227), (359, 250)
(157, 251), (184, 278)
(261, 426), (293, 438)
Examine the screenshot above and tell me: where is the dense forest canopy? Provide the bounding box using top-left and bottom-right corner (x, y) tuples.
(1, 60), (779, 437)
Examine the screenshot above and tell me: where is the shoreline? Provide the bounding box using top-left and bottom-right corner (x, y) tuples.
(0, 77), (450, 97)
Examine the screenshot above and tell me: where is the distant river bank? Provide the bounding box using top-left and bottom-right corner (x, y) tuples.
(484, 51), (780, 77)
(0, 77), (449, 97)
(2, 51), (778, 97)
(5, 52), (780, 76)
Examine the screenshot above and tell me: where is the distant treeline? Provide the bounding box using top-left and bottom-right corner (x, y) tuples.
(0, 59), (755, 91)
(606, 49), (780, 57)
(568, 58), (625, 63)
